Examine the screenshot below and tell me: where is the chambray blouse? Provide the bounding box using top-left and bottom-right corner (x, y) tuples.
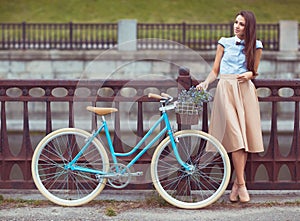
(218, 36), (263, 75)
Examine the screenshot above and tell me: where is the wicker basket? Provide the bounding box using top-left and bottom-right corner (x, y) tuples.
(175, 102), (200, 125)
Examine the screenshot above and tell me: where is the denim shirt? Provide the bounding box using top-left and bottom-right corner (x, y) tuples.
(218, 36), (263, 75)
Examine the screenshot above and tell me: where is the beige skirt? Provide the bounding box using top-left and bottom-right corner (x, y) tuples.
(209, 74), (264, 153)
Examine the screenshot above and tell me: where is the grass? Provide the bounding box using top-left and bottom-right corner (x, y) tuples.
(1, 195), (300, 213)
(0, 196), (49, 209)
(105, 207), (117, 216)
(0, 0), (299, 23)
(145, 192), (170, 207)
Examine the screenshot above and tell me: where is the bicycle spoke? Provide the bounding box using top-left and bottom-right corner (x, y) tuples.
(151, 130), (230, 209)
(32, 128), (109, 206)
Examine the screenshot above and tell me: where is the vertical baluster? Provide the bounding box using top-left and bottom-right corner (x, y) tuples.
(68, 88), (74, 128)
(91, 101), (97, 131)
(177, 67), (192, 130)
(44, 87), (52, 134)
(90, 87), (98, 130)
(210, 24), (214, 50)
(43, 23), (47, 49)
(182, 22), (186, 46)
(136, 100), (144, 147)
(0, 100), (9, 157)
(0, 100), (14, 188)
(1, 24), (3, 49)
(21, 22), (25, 49)
(202, 103), (208, 133)
(113, 101), (123, 152)
(22, 100), (33, 186)
(53, 24), (56, 48)
(77, 23), (81, 49)
(45, 100), (52, 134)
(12, 23), (16, 49)
(59, 24), (63, 49)
(88, 23), (92, 49)
(292, 101), (300, 182)
(69, 22), (73, 50)
(269, 93), (280, 184)
(38, 23), (42, 49)
(97, 24), (100, 48)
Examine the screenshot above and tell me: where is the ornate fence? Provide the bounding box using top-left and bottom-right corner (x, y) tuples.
(0, 70), (299, 190)
(0, 22), (279, 51)
(0, 22), (118, 50)
(248, 79), (300, 189)
(138, 23), (279, 51)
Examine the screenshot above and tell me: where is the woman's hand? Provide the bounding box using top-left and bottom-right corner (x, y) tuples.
(196, 81), (209, 90)
(196, 70), (218, 91)
(237, 72), (253, 83)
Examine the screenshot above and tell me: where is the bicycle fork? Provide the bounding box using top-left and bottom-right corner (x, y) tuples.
(163, 112), (195, 172)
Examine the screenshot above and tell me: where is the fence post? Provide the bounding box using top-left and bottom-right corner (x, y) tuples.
(279, 20), (298, 52)
(118, 19), (137, 51)
(177, 66), (210, 132)
(177, 66), (192, 91)
(177, 67), (192, 130)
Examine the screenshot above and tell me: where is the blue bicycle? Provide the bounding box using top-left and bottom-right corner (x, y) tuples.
(31, 93), (230, 209)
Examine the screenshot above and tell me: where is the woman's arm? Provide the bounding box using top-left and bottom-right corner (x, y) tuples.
(253, 48), (262, 74)
(237, 48), (262, 82)
(196, 44), (224, 90)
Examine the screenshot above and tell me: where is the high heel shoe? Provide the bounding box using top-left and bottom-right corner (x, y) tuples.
(237, 183), (250, 203)
(229, 181), (239, 202)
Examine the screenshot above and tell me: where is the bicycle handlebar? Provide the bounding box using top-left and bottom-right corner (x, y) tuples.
(148, 93), (173, 101)
(161, 93), (172, 99)
(148, 93), (164, 100)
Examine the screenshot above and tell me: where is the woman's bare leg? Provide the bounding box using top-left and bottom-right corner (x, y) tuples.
(231, 149), (250, 202)
(232, 149), (248, 184)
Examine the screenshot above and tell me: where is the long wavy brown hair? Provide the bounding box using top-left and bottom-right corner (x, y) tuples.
(237, 10), (258, 75)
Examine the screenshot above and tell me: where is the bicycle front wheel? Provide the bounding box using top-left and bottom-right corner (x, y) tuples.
(31, 128), (109, 206)
(151, 130), (230, 209)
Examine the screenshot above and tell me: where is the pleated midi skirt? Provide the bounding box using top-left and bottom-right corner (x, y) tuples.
(209, 74), (264, 153)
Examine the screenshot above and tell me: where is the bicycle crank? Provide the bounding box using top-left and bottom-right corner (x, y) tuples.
(105, 163), (142, 189)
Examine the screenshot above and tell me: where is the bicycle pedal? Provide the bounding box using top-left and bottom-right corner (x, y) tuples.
(131, 171), (143, 176)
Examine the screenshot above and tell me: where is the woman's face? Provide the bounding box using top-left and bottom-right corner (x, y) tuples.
(234, 15), (246, 39)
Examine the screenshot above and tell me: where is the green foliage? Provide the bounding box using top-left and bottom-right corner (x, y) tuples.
(0, 0), (299, 23)
(145, 192), (169, 207)
(0, 197), (45, 207)
(177, 86), (212, 108)
(105, 206), (117, 216)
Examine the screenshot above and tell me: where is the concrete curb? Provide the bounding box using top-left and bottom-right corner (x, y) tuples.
(1, 189), (300, 205)
(1, 189), (300, 221)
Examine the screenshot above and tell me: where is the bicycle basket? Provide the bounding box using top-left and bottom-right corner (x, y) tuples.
(175, 102), (200, 125)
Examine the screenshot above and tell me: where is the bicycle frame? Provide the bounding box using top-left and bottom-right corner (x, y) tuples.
(32, 91), (231, 209)
(66, 104), (191, 175)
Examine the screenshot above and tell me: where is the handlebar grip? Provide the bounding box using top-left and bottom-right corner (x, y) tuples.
(161, 93), (171, 98)
(148, 93), (163, 100)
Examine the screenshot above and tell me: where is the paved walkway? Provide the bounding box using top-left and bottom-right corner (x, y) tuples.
(1, 189), (300, 220)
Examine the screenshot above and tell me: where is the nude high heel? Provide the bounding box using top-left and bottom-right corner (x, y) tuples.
(237, 183), (250, 203)
(229, 181), (239, 202)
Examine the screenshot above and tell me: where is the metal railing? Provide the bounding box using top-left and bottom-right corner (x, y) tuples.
(0, 22), (118, 50)
(0, 70), (299, 190)
(0, 22), (279, 51)
(138, 23), (279, 51)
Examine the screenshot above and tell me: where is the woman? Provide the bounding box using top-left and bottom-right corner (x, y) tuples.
(196, 10), (264, 203)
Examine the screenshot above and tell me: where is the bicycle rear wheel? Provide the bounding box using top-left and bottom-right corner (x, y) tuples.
(151, 130), (230, 209)
(31, 128), (109, 206)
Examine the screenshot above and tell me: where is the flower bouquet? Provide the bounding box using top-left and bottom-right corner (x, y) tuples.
(175, 86), (212, 125)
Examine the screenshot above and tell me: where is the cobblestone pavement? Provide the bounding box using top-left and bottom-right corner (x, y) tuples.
(1, 190), (300, 221)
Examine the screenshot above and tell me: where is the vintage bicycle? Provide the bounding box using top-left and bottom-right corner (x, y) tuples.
(31, 92), (231, 209)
